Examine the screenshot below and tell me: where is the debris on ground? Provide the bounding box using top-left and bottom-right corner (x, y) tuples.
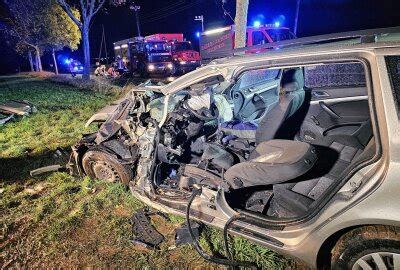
(175, 221), (202, 246)
(130, 207), (165, 250)
(30, 164), (64, 177)
(24, 183), (46, 195)
(0, 100), (37, 125)
(29, 148), (70, 176)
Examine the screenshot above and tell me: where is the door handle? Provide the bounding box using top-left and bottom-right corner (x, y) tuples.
(319, 101), (341, 119)
(252, 93), (265, 103)
(313, 90), (330, 98)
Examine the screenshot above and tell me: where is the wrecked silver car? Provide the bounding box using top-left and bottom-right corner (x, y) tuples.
(70, 29), (400, 269)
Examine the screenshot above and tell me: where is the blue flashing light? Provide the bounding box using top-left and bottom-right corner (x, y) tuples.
(196, 31), (200, 38)
(274, 21), (281, 28)
(253, 20), (261, 28)
(64, 59), (71, 65)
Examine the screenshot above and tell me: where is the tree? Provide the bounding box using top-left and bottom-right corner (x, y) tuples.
(2, 0), (48, 71)
(56, 0), (106, 80)
(1, 0), (81, 74)
(43, 4), (81, 74)
(234, 0), (249, 49)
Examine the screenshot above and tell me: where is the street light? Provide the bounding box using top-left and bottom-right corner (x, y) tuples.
(130, 3), (141, 37)
(194, 15), (204, 32)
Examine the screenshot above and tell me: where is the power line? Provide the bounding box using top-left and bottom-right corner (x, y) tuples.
(141, 0), (204, 24)
(139, 0), (187, 20)
(221, 0), (234, 22)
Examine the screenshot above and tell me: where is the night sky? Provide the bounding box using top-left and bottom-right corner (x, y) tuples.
(1, 0), (400, 74)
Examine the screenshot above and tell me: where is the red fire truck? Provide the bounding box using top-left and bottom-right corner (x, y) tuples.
(114, 37), (175, 77)
(199, 24), (296, 62)
(114, 34), (200, 77)
(145, 33), (201, 74)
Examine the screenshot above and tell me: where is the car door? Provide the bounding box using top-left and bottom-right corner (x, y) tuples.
(229, 68), (281, 122)
(299, 62), (371, 147)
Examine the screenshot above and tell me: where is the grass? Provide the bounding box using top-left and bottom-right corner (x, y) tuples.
(0, 75), (288, 269)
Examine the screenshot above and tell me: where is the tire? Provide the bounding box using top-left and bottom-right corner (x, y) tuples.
(331, 225), (400, 270)
(82, 150), (133, 185)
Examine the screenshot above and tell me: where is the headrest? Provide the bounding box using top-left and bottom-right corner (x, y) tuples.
(281, 68), (304, 92)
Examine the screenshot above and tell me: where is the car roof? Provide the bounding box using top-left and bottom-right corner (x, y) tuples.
(246, 26), (291, 30)
(210, 31), (400, 67)
(161, 29), (400, 95)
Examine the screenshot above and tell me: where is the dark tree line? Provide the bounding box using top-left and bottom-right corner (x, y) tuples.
(1, 0), (80, 73)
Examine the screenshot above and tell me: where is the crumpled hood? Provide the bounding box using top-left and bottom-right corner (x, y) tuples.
(95, 99), (132, 144)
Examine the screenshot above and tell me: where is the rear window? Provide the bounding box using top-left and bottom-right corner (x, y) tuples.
(386, 56), (400, 116)
(252, 31), (269, 45)
(266, 29), (296, 42)
(305, 62), (366, 88)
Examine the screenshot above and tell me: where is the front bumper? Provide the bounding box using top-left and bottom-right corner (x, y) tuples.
(147, 63), (174, 75)
(174, 61), (200, 73)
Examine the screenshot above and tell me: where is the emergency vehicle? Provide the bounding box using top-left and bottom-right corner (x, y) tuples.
(114, 37), (174, 77)
(146, 33), (201, 74)
(199, 24), (296, 62)
(114, 34), (200, 77)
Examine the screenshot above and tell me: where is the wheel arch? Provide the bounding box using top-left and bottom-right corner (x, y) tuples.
(316, 224), (400, 269)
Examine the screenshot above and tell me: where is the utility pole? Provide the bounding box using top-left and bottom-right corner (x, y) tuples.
(234, 0), (249, 49)
(194, 15), (204, 32)
(130, 3), (141, 37)
(294, 0), (301, 35)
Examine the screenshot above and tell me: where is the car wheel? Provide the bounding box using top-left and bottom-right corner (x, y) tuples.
(331, 225), (400, 270)
(82, 150), (133, 185)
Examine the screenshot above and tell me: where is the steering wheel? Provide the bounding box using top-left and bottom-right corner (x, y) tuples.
(183, 99), (219, 121)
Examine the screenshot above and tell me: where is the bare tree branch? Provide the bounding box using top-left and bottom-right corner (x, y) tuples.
(89, 0), (95, 16)
(92, 0), (106, 17)
(80, 0), (87, 19)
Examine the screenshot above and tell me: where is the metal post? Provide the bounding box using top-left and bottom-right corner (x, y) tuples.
(294, 0), (301, 35)
(102, 24), (108, 64)
(52, 48), (59, 75)
(131, 4), (141, 37)
(195, 15), (204, 32)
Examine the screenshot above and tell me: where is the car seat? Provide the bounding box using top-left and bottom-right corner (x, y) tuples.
(223, 139), (317, 189)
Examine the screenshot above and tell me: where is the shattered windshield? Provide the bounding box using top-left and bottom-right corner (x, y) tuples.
(160, 66), (233, 95)
(172, 42), (193, 51)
